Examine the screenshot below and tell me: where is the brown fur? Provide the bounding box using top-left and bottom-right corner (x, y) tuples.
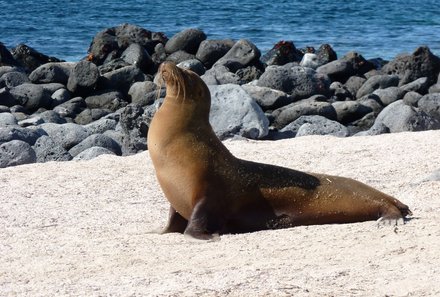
(147, 62), (412, 240)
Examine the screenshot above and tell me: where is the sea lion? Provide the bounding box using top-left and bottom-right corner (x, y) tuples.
(147, 62), (412, 240)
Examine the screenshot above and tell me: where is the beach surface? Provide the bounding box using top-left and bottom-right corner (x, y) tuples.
(1, 131), (440, 296)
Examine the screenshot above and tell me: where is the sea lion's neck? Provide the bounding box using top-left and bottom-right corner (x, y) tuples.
(161, 95), (211, 126)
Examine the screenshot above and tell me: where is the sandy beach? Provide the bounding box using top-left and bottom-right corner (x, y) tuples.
(1, 130), (440, 297)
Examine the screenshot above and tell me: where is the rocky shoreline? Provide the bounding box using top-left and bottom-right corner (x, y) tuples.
(1, 23), (440, 168)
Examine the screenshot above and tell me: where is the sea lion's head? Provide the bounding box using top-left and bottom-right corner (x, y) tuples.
(158, 62), (211, 109)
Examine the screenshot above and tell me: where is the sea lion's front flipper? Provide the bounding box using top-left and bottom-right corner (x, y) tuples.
(161, 205), (188, 234)
(184, 197), (223, 241)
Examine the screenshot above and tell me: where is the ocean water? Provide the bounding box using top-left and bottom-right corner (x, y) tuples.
(1, 0), (439, 62)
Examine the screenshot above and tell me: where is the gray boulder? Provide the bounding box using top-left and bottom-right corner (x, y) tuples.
(117, 103), (148, 155)
(196, 39), (234, 68)
(100, 65), (146, 94)
(209, 84), (269, 139)
(260, 41), (303, 66)
(68, 133), (122, 157)
(32, 135), (72, 162)
(74, 108), (110, 125)
(370, 100), (440, 133)
(257, 65), (330, 100)
(9, 83), (52, 111)
(37, 110), (67, 124)
(381, 46), (440, 86)
(128, 81), (159, 106)
(317, 60), (353, 82)
(165, 28), (207, 55)
(356, 74), (399, 99)
(201, 65), (242, 85)
(402, 91), (423, 107)
(0, 71), (30, 88)
(121, 43), (153, 73)
(329, 81), (352, 101)
(354, 123), (390, 136)
(357, 94), (384, 114)
(177, 59), (206, 76)
(317, 52), (374, 83)
(0, 126), (46, 145)
(315, 44), (338, 66)
(347, 112), (377, 133)
(344, 76), (367, 98)
(241, 85), (293, 111)
(165, 51), (196, 64)
(53, 97), (86, 118)
(400, 77), (430, 94)
(295, 115), (349, 137)
(39, 122), (89, 150)
(418, 93), (440, 120)
(85, 90), (126, 111)
(214, 39), (261, 71)
(272, 99), (337, 129)
(51, 88), (71, 107)
(372, 87), (406, 106)
(67, 60), (99, 96)
(73, 146), (116, 161)
(428, 84), (440, 94)
(85, 118), (118, 134)
(235, 66), (263, 84)
(40, 82), (66, 93)
(332, 101), (373, 124)
(0, 140), (36, 168)
(0, 87), (17, 107)
(0, 112), (17, 125)
(29, 62), (73, 84)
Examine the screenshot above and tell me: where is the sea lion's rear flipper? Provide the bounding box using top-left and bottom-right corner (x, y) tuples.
(377, 203), (411, 226)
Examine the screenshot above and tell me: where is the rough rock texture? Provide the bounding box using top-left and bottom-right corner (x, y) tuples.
(260, 41), (303, 66)
(0, 71), (30, 88)
(9, 83), (52, 111)
(370, 100), (440, 133)
(418, 93), (440, 120)
(356, 75), (400, 99)
(257, 65), (330, 100)
(295, 115), (349, 137)
(214, 39), (261, 71)
(0, 139), (36, 168)
(73, 146), (116, 160)
(196, 39), (234, 68)
(29, 62), (73, 84)
(381, 46), (440, 86)
(68, 134), (122, 157)
(40, 122), (89, 150)
(273, 99), (337, 129)
(32, 135), (72, 162)
(67, 61), (99, 96)
(209, 84), (269, 139)
(242, 85), (293, 111)
(164, 28), (207, 55)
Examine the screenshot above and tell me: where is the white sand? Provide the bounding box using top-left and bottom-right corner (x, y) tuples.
(1, 131), (440, 297)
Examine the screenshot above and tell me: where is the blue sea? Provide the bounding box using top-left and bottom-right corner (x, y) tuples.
(1, 0), (439, 62)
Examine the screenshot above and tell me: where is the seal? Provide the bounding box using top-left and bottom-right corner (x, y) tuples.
(147, 62), (412, 240)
